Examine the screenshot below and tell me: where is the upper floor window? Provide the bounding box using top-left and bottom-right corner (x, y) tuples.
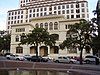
(54, 22), (58, 30)
(71, 4), (74, 8)
(45, 22), (48, 30)
(76, 3), (79, 8)
(40, 23), (43, 28)
(58, 6), (61, 9)
(49, 22), (53, 30)
(35, 23), (39, 28)
(15, 35), (20, 42)
(81, 3), (84, 7)
(66, 5), (69, 8)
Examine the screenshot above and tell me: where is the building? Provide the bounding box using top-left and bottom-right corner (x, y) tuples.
(7, 0), (91, 58)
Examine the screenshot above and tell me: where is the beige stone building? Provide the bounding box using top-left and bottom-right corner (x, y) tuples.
(7, 0), (92, 58)
(10, 15), (92, 58)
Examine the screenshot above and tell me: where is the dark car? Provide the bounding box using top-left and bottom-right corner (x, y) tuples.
(30, 56), (48, 62)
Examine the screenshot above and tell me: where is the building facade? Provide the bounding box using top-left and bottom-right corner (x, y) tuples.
(7, 0), (91, 58)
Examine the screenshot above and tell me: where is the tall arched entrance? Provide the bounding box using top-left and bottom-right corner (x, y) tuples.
(40, 46), (48, 56)
(30, 46), (37, 54)
(50, 46), (59, 54)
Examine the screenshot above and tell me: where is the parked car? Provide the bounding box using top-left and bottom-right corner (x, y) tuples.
(84, 55), (100, 64)
(30, 56), (48, 62)
(54, 56), (78, 64)
(15, 55), (26, 61)
(24, 55), (32, 61)
(6, 54), (16, 60)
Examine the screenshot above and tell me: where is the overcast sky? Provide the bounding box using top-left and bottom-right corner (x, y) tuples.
(0, 0), (98, 30)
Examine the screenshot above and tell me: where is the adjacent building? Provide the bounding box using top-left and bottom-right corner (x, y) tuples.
(7, 0), (91, 58)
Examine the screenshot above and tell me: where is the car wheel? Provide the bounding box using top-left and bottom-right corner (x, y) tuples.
(86, 60), (90, 64)
(55, 60), (59, 63)
(69, 61), (73, 64)
(7, 57), (10, 60)
(16, 58), (20, 61)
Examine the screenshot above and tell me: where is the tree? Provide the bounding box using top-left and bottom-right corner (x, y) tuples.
(0, 31), (11, 55)
(20, 28), (57, 57)
(60, 19), (93, 64)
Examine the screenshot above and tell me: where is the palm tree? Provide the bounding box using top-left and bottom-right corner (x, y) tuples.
(60, 19), (93, 64)
(20, 28), (57, 57)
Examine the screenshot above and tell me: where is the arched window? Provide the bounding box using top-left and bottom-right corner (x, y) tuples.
(40, 23), (43, 28)
(15, 35), (20, 42)
(35, 23), (39, 28)
(50, 34), (59, 40)
(16, 46), (23, 54)
(54, 22), (58, 30)
(49, 22), (53, 30)
(45, 22), (48, 30)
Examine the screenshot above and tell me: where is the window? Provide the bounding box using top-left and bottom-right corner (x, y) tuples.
(58, 6), (61, 9)
(15, 35), (20, 42)
(16, 28), (25, 32)
(15, 12), (17, 15)
(76, 3), (79, 8)
(62, 10), (65, 14)
(18, 16), (20, 19)
(40, 13), (43, 16)
(71, 10), (74, 13)
(29, 14), (32, 17)
(33, 14), (35, 17)
(76, 9), (80, 13)
(40, 23), (43, 28)
(45, 22), (48, 30)
(82, 14), (85, 18)
(66, 10), (69, 14)
(71, 4), (73, 8)
(15, 16), (16, 19)
(8, 21), (10, 24)
(8, 17), (10, 20)
(30, 9), (32, 13)
(49, 22), (53, 30)
(54, 6), (56, 10)
(44, 8), (46, 11)
(65, 25), (68, 29)
(40, 8), (43, 11)
(37, 8), (39, 12)
(81, 3), (84, 7)
(58, 11), (61, 14)
(71, 15), (74, 18)
(37, 13), (39, 17)
(35, 23), (39, 28)
(33, 9), (35, 12)
(62, 5), (65, 9)
(11, 21), (13, 24)
(16, 46), (23, 54)
(76, 15), (80, 18)
(18, 11), (20, 14)
(54, 11), (56, 14)
(82, 8), (85, 12)
(9, 13), (11, 16)
(54, 22), (58, 30)
(67, 15), (69, 19)
(21, 15), (23, 18)
(49, 7), (52, 11)
(44, 12), (46, 16)
(21, 11), (23, 14)
(66, 5), (69, 8)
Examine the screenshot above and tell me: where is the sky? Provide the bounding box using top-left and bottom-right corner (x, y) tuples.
(0, 0), (98, 30)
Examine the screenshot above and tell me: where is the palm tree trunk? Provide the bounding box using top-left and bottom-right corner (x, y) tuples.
(36, 44), (38, 57)
(80, 49), (83, 65)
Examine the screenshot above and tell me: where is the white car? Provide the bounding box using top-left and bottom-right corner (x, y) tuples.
(84, 55), (100, 64)
(15, 55), (26, 61)
(54, 56), (78, 64)
(6, 55), (16, 60)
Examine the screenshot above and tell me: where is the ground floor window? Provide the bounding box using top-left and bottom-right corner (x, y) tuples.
(16, 46), (23, 53)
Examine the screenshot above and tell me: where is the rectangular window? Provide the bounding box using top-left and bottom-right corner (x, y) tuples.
(66, 5), (69, 8)
(58, 6), (61, 9)
(82, 8), (85, 12)
(71, 10), (74, 13)
(62, 10), (65, 14)
(71, 4), (74, 8)
(76, 9), (80, 13)
(66, 10), (69, 14)
(71, 15), (74, 18)
(76, 15), (80, 18)
(62, 5), (65, 9)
